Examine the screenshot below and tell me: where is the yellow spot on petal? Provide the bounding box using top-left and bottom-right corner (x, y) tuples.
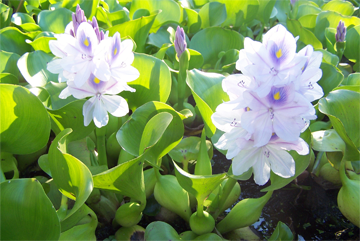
(84, 38), (89, 47)
(93, 77), (101, 84)
(276, 49), (282, 58)
(246, 107), (251, 111)
(113, 47), (118, 56)
(273, 91), (281, 100)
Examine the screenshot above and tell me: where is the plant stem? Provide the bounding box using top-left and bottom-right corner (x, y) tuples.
(196, 199), (204, 218)
(177, 50), (189, 111)
(96, 126), (108, 168)
(311, 151), (324, 175)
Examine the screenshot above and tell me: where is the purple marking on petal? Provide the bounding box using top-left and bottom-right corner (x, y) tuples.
(267, 86), (288, 106)
(78, 29), (93, 55)
(88, 74), (106, 93)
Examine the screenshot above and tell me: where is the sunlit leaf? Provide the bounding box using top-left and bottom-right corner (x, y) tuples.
(286, 18), (322, 49)
(318, 62), (343, 96)
(0, 27), (32, 55)
(321, 0), (355, 16)
(38, 8), (73, 33)
(199, 2), (227, 28)
(344, 25), (360, 63)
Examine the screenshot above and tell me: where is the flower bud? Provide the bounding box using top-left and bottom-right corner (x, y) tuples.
(335, 20), (346, 42)
(174, 26), (187, 59)
(72, 5), (87, 35)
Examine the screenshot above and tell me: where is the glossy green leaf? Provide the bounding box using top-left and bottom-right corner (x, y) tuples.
(317, 62), (343, 96)
(11, 12), (35, 25)
(117, 101), (185, 165)
(321, 0), (355, 16)
(190, 27), (244, 68)
(48, 128), (94, 219)
(174, 162), (226, 203)
(0, 27), (32, 56)
(325, 27), (337, 55)
(344, 25), (360, 63)
(186, 69), (229, 137)
(59, 204), (97, 240)
(318, 89), (360, 161)
(0, 3), (13, 28)
(342, 73), (360, 86)
(210, 0), (259, 27)
(312, 129), (346, 152)
(256, 0), (276, 24)
(139, 112), (173, 155)
(44, 81), (77, 110)
(0, 73), (18, 84)
(93, 156), (146, 204)
(0, 51), (21, 80)
(121, 53), (171, 111)
(108, 12), (158, 53)
(184, 8), (202, 34)
(79, 0), (99, 19)
(199, 2), (227, 28)
(26, 36), (56, 53)
(148, 28), (172, 48)
(0, 178), (60, 240)
(298, 14), (318, 31)
(0, 84), (51, 155)
(168, 136), (212, 164)
(315, 11), (360, 46)
(296, 4), (321, 19)
(145, 221), (180, 241)
(38, 8), (73, 33)
(268, 221), (294, 241)
(17, 51), (58, 87)
(1, 153), (19, 179)
(286, 18), (322, 49)
(129, 0), (181, 33)
(188, 48), (204, 69)
(28, 86), (51, 107)
(48, 100), (96, 142)
(261, 129), (311, 192)
(317, 49), (339, 66)
(274, 0), (290, 24)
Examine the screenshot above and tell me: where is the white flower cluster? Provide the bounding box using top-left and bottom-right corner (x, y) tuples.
(47, 6), (139, 128)
(212, 25), (324, 185)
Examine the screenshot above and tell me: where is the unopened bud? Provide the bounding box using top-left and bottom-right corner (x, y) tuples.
(174, 26), (187, 59)
(72, 5), (87, 35)
(336, 20), (346, 42)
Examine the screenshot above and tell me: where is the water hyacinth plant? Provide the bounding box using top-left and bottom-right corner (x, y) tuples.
(0, 0), (359, 240)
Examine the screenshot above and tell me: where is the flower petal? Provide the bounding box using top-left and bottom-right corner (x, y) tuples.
(252, 150), (271, 185)
(93, 97), (109, 128)
(101, 95), (129, 117)
(232, 147), (259, 176)
(83, 97), (96, 126)
(266, 146), (295, 178)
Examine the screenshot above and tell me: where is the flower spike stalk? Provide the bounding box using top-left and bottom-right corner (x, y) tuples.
(335, 20), (346, 60)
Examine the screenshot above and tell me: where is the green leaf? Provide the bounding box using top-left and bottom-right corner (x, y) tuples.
(199, 2), (227, 28)
(139, 112), (173, 155)
(17, 51), (58, 87)
(174, 162), (226, 203)
(44, 81), (77, 110)
(286, 18), (322, 49)
(0, 178), (60, 240)
(344, 25), (360, 63)
(317, 62), (343, 96)
(315, 11), (360, 46)
(117, 101), (184, 165)
(0, 3), (13, 28)
(318, 89), (360, 161)
(28, 86), (52, 107)
(129, 0), (181, 33)
(194, 129), (212, 175)
(26, 36), (56, 53)
(261, 129), (311, 192)
(0, 84), (51, 155)
(190, 27), (244, 68)
(296, 3), (321, 19)
(108, 11), (158, 53)
(256, 0), (276, 24)
(298, 14), (318, 31)
(121, 53), (171, 111)
(184, 8), (202, 34)
(48, 100), (96, 142)
(321, 0), (355, 16)
(0, 27), (32, 56)
(79, 0), (99, 19)
(186, 69), (229, 137)
(0, 73), (18, 84)
(0, 50), (21, 80)
(316, 49), (339, 66)
(11, 12), (35, 25)
(145, 221), (180, 241)
(188, 48), (204, 69)
(324, 27), (337, 55)
(38, 8), (73, 33)
(268, 221), (294, 241)
(59, 204), (97, 240)
(93, 156), (146, 204)
(342, 73), (360, 86)
(168, 136), (212, 164)
(48, 128), (94, 219)
(312, 129), (346, 152)
(274, 0), (290, 24)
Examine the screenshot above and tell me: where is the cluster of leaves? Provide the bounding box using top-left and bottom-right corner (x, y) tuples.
(0, 0), (359, 240)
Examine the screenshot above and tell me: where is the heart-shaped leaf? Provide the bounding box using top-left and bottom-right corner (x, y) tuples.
(38, 8), (73, 33)
(199, 2), (227, 28)
(0, 27), (32, 55)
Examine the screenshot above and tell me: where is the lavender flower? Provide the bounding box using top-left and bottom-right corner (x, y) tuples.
(70, 5), (87, 37)
(336, 20), (346, 42)
(174, 26), (187, 59)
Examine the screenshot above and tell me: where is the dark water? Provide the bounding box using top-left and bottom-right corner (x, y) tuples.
(213, 151), (360, 241)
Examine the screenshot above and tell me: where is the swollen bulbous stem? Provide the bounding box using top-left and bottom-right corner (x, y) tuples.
(96, 126), (108, 168)
(213, 177), (237, 219)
